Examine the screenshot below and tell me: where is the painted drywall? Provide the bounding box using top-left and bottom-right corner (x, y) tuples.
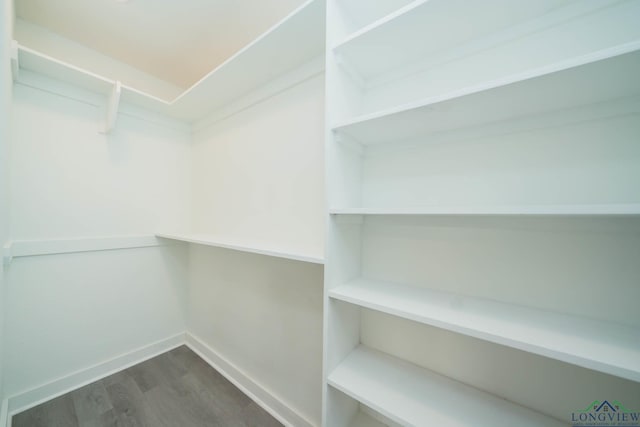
(10, 80), (191, 239)
(188, 74), (325, 425)
(4, 77), (191, 398)
(191, 74), (325, 257)
(4, 246), (187, 398)
(188, 245), (324, 426)
(14, 19), (183, 101)
(0, 0), (15, 411)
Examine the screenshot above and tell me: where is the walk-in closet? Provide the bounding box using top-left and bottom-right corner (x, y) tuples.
(0, 0), (638, 426)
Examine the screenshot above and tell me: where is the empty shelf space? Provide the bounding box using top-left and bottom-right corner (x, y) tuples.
(349, 410), (388, 427)
(335, 0), (413, 37)
(329, 278), (640, 381)
(155, 233), (324, 264)
(12, 0), (325, 122)
(329, 204), (640, 216)
(333, 0), (576, 81)
(328, 346), (565, 427)
(332, 43), (640, 145)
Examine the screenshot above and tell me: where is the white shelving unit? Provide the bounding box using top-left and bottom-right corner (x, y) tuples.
(328, 346), (565, 427)
(156, 233), (324, 265)
(330, 278), (640, 382)
(12, 0), (325, 124)
(324, 0), (640, 425)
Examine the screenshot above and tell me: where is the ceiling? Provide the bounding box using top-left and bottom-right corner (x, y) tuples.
(15, 0), (307, 88)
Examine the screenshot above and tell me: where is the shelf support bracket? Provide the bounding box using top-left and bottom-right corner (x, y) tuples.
(103, 80), (122, 134)
(10, 40), (19, 82)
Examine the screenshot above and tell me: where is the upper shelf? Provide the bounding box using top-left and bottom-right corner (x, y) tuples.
(330, 278), (640, 382)
(156, 233), (324, 265)
(329, 204), (640, 217)
(13, 0), (325, 123)
(332, 43), (640, 145)
(333, 0), (574, 82)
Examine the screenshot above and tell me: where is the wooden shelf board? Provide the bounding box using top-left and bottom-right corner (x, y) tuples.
(333, 0), (571, 81)
(328, 346), (565, 427)
(12, 0), (325, 122)
(329, 204), (640, 216)
(155, 233), (324, 265)
(333, 43), (640, 145)
(330, 278), (640, 381)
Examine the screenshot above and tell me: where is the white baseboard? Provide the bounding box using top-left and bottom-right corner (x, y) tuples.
(5, 333), (185, 423)
(185, 332), (315, 427)
(0, 398), (8, 427)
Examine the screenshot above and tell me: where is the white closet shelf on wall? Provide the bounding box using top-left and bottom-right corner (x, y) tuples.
(12, 0), (325, 122)
(329, 204), (640, 216)
(333, 0), (585, 81)
(330, 278), (640, 382)
(332, 43), (640, 145)
(328, 346), (566, 427)
(156, 233), (324, 265)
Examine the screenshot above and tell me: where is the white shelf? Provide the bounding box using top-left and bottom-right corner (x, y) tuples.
(155, 233), (324, 265)
(333, 43), (640, 145)
(328, 346), (565, 427)
(330, 278), (640, 381)
(13, 0), (325, 122)
(17, 45), (116, 94)
(329, 204), (640, 216)
(333, 0), (570, 81)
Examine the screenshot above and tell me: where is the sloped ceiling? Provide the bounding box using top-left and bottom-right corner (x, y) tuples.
(15, 0), (307, 88)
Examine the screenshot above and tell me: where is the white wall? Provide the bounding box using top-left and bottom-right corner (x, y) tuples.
(188, 245), (324, 426)
(0, 0), (15, 412)
(4, 77), (191, 399)
(14, 19), (184, 101)
(191, 74), (325, 257)
(10, 79), (191, 239)
(188, 74), (325, 425)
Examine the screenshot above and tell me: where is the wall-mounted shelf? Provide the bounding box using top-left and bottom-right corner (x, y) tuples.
(12, 0), (325, 123)
(333, 0), (569, 82)
(156, 233), (324, 265)
(2, 235), (163, 265)
(329, 204), (640, 217)
(328, 346), (565, 427)
(330, 278), (640, 382)
(332, 43), (640, 145)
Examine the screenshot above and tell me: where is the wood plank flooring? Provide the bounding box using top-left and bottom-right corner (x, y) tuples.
(12, 345), (283, 427)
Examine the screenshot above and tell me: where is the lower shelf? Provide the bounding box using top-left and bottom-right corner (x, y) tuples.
(155, 233), (324, 264)
(328, 346), (565, 427)
(329, 278), (640, 382)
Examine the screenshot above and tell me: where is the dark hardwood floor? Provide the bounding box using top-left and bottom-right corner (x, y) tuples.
(12, 345), (283, 427)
